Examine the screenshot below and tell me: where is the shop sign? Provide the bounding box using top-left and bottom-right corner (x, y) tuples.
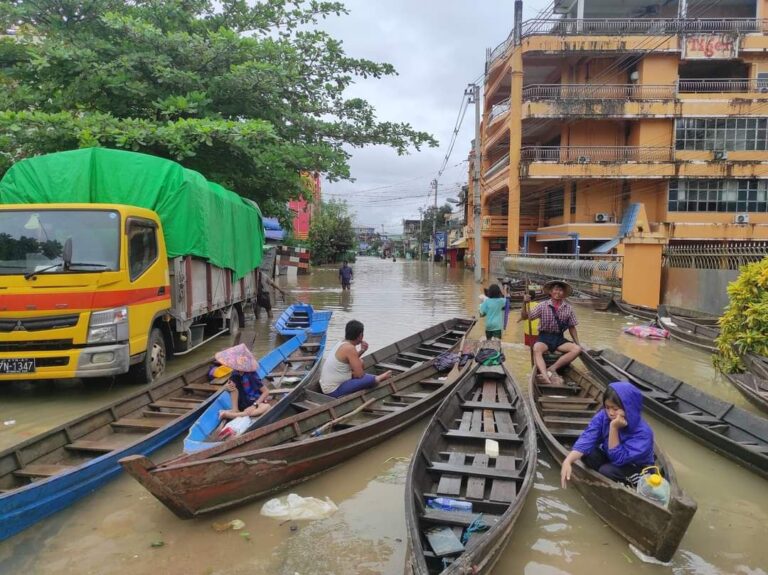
(683, 34), (738, 60)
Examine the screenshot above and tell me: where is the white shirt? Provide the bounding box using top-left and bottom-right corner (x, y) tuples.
(319, 340), (353, 394)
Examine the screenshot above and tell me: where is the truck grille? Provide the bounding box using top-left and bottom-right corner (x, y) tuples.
(37, 357), (69, 367)
(0, 340), (74, 352)
(0, 315), (80, 333)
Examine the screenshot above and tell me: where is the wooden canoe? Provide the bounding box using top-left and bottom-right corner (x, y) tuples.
(722, 372), (768, 415)
(613, 299), (657, 322)
(745, 353), (768, 381)
(273, 303), (332, 337)
(569, 290), (614, 311)
(0, 358), (226, 541)
(584, 349), (768, 479)
(656, 304), (720, 352)
(183, 326), (328, 453)
(405, 362), (537, 574)
(120, 318), (476, 518)
(528, 359), (697, 562)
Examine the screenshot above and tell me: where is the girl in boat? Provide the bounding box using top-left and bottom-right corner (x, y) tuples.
(560, 381), (655, 487)
(479, 283), (506, 340)
(212, 344), (272, 420)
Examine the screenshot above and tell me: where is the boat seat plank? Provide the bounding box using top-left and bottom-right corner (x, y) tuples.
(421, 508), (493, 527)
(265, 370), (307, 378)
(184, 383), (221, 393)
(471, 408), (483, 432)
(541, 408), (596, 417)
(291, 401), (320, 412)
(14, 464), (74, 478)
(65, 437), (133, 453)
(303, 390), (334, 404)
(436, 453), (465, 496)
(399, 351), (436, 361)
(443, 430), (522, 442)
(394, 392), (430, 401)
(141, 410), (180, 419)
(430, 461), (522, 481)
(375, 362), (410, 372)
(543, 415), (593, 426)
(538, 385), (580, 395)
(539, 397), (597, 406)
(283, 356), (318, 363)
(489, 455), (518, 503)
(149, 400), (196, 410)
(424, 341), (452, 349)
(460, 401), (513, 411)
(494, 410), (516, 435)
(421, 378), (447, 387)
(110, 418), (166, 431)
(465, 454), (489, 500)
(365, 404), (402, 413)
(458, 411), (473, 431)
(424, 526), (464, 557)
(552, 428), (585, 439)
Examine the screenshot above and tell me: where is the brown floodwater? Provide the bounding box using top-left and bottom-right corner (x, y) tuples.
(1, 257), (766, 575)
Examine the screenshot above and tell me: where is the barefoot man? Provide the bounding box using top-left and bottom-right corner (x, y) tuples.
(320, 320), (393, 398)
(521, 280), (582, 385)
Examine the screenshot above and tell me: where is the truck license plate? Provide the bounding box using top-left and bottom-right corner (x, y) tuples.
(0, 358), (36, 374)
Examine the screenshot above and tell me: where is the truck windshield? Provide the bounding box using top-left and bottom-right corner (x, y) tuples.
(0, 210), (120, 275)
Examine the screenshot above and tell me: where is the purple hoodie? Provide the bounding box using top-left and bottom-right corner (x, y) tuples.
(572, 381), (655, 467)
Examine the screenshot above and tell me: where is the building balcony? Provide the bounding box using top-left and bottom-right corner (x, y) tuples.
(522, 146), (674, 163)
(483, 155), (510, 195)
(481, 215), (508, 238)
(534, 223), (620, 242)
(489, 99), (511, 123)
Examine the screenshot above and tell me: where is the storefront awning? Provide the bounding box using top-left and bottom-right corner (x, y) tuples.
(450, 238), (468, 248)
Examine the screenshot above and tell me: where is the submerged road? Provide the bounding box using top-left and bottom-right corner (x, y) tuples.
(0, 257), (766, 574)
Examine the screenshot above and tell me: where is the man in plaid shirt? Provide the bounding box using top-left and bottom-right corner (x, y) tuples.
(522, 280), (582, 385)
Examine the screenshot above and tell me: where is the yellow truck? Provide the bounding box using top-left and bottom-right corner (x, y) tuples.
(0, 149), (265, 384)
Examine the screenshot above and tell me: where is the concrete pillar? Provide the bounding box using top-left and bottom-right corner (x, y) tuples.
(621, 238), (667, 307)
(507, 45), (523, 254)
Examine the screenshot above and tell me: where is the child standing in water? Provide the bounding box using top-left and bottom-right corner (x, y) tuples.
(560, 381), (655, 487)
(479, 283), (506, 340)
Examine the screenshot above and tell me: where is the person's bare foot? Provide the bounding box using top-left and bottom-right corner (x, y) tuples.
(376, 370), (394, 383)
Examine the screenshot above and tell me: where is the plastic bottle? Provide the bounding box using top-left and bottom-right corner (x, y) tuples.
(636, 466), (670, 506)
(426, 497), (473, 513)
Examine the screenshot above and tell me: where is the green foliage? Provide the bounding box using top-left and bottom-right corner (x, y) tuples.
(308, 200), (354, 264)
(416, 203), (454, 247)
(714, 257), (768, 373)
(0, 0), (436, 222)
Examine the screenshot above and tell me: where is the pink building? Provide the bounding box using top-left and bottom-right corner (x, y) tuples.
(290, 172), (321, 240)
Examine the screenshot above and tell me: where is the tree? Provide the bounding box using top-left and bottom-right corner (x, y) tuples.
(308, 199), (354, 264)
(416, 203), (454, 249)
(0, 1), (436, 225)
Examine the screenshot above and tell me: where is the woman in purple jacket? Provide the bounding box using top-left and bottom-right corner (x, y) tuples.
(560, 381), (655, 488)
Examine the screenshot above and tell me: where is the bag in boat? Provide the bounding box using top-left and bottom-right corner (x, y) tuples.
(434, 352), (460, 372)
(217, 416), (252, 440)
(260, 493), (338, 520)
(475, 348), (505, 366)
(623, 325), (669, 340)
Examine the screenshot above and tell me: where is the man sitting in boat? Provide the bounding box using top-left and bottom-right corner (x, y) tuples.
(522, 279), (581, 385)
(560, 382), (655, 487)
(212, 344), (272, 421)
(320, 320), (393, 398)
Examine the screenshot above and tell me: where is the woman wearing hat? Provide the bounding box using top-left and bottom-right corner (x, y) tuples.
(213, 344), (272, 421)
(522, 280), (582, 385)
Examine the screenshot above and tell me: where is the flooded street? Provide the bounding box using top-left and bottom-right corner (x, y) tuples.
(1, 257), (767, 575)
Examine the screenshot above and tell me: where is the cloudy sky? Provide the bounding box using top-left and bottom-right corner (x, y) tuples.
(318, 0), (548, 233)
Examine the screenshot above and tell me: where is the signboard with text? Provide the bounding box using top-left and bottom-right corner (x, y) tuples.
(434, 231), (447, 256)
(683, 34), (739, 60)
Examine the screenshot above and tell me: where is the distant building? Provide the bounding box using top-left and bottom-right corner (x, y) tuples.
(289, 172), (321, 240)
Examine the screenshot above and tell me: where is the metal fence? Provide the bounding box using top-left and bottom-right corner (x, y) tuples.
(663, 242), (768, 270)
(523, 84), (676, 101)
(485, 154), (510, 178)
(521, 146), (674, 163)
(678, 79), (768, 94)
(503, 253), (623, 289)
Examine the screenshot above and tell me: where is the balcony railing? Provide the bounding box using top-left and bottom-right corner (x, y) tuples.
(678, 78), (768, 93)
(487, 18), (765, 65)
(523, 84), (676, 101)
(485, 154), (510, 178)
(504, 253), (623, 289)
(489, 99), (511, 122)
(521, 146), (674, 163)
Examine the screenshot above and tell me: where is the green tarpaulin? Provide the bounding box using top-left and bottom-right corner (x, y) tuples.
(0, 148), (264, 281)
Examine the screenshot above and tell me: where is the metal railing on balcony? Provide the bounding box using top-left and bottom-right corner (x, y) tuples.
(504, 253), (623, 289)
(487, 18), (765, 65)
(489, 99), (511, 122)
(678, 78), (768, 93)
(485, 154), (510, 178)
(521, 146), (674, 163)
(523, 84), (676, 101)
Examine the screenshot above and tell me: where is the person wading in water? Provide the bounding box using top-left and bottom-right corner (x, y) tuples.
(521, 280), (581, 385)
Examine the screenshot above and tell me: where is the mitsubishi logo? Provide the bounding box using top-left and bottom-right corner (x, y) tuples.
(12, 320), (26, 332)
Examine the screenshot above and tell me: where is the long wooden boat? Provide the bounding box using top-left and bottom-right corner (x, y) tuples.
(745, 353), (768, 381)
(0, 357), (227, 541)
(584, 349), (768, 479)
(613, 299), (657, 322)
(569, 290), (614, 311)
(722, 372), (768, 415)
(656, 304), (719, 352)
(528, 359), (697, 562)
(273, 304), (332, 336)
(120, 318), (475, 518)
(183, 327), (328, 453)
(405, 362), (537, 574)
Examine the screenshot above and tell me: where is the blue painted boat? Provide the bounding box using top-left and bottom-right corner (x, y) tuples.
(0, 361), (223, 542)
(184, 325), (329, 453)
(274, 303), (332, 336)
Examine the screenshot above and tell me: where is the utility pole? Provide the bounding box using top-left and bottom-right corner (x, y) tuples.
(430, 178), (438, 262)
(418, 208), (424, 261)
(466, 83), (482, 283)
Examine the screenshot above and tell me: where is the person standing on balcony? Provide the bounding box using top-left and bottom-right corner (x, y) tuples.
(339, 260), (353, 290)
(521, 280), (582, 385)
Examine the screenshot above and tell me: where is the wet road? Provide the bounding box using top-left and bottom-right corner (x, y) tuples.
(1, 257), (766, 574)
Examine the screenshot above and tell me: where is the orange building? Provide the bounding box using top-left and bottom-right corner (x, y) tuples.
(474, 0), (768, 305)
(289, 172), (321, 240)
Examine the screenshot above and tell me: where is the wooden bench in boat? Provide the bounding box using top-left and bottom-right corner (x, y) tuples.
(148, 400), (199, 411)
(399, 351), (436, 362)
(65, 437), (134, 453)
(420, 508), (498, 527)
(14, 464), (75, 478)
(543, 415), (593, 426)
(264, 370), (308, 379)
(111, 418), (167, 431)
(375, 362), (411, 372)
(184, 383), (221, 394)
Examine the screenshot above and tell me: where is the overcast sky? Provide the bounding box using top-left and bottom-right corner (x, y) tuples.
(318, 0), (548, 233)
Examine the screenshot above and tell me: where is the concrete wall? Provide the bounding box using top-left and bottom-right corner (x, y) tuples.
(662, 268), (738, 314)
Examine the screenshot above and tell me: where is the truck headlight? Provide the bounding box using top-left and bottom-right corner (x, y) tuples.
(87, 307), (129, 344)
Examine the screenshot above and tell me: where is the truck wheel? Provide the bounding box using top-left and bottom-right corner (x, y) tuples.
(130, 327), (166, 385)
(228, 305), (243, 340)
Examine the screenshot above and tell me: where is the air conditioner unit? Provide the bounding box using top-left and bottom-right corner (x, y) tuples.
(595, 212), (611, 223)
(713, 150), (728, 161)
(734, 213), (750, 224)
(577, 156), (591, 164)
